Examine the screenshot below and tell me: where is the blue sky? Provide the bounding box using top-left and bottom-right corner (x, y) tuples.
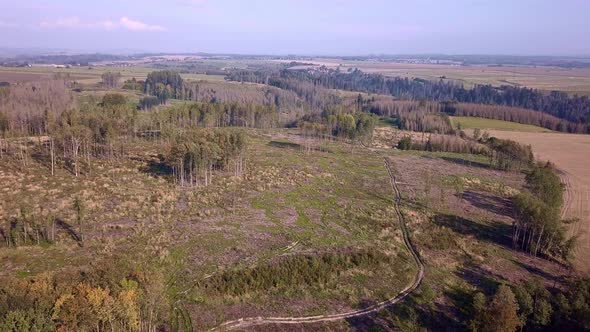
(0, 0), (588, 55)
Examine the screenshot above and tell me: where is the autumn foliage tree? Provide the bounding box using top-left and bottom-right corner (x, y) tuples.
(0, 262), (170, 331)
(470, 285), (521, 332)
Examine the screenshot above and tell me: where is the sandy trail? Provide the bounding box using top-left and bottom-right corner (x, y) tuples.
(486, 130), (590, 274)
(209, 155), (425, 331)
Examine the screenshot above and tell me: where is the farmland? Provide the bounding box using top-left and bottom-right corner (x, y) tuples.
(5, 55), (590, 95)
(0, 66), (226, 85)
(451, 115), (590, 273)
(450, 116), (552, 132)
(482, 130), (590, 274)
(290, 59), (590, 95)
(5, 55), (590, 96)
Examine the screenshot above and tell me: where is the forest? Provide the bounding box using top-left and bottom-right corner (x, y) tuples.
(227, 68), (590, 133)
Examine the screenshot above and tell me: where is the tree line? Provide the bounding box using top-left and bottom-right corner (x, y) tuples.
(227, 68), (590, 132)
(156, 102), (278, 129)
(442, 102), (588, 133)
(144, 70), (184, 102)
(0, 79), (277, 178)
(142, 70), (308, 115)
(364, 98), (588, 134)
(513, 163), (575, 260)
(468, 278), (590, 331)
(484, 136), (535, 171)
(396, 133), (487, 155)
(166, 128), (246, 187)
(297, 112), (377, 153)
(394, 130), (534, 170)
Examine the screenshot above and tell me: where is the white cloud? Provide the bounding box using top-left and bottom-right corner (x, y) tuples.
(119, 17), (166, 31)
(40, 17), (166, 32)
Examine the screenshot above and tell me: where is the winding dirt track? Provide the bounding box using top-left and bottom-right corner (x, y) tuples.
(209, 156), (425, 331)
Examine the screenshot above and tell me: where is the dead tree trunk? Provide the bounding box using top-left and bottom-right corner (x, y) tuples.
(50, 137), (55, 176)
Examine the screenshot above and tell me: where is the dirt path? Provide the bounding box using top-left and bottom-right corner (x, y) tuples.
(484, 130), (590, 274)
(209, 155), (425, 331)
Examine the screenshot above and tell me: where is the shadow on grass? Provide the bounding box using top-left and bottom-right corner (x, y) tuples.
(462, 191), (516, 219)
(441, 156), (491, 169)
(268, 140), (334, 154)
(30, 150), (50, 169)
(31, 150), (79, 176)
(456, 262), (502, 295)
(268, 140), (302, 150)
(345, 291), (463, 331)
(137, 154), (173, 178)
(511, 259), (562, 285)
(55, 218), (82, 245)
(433, 214), (512, 248)
(379, 116), (400, 128)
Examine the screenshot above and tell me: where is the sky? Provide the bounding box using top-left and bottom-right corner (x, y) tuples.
(0, 0), (589, 56)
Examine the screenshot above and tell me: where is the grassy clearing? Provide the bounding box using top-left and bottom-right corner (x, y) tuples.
(0, 128), (571, 331)
(450, 116), (552, 132)
(183, 135), (416, 327)
(366, 149), (567, 330)
(0, 129), (417, 330)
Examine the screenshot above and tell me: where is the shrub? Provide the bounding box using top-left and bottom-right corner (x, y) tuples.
(200, 249), (391, 296)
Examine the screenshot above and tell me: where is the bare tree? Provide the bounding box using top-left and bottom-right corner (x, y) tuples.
(101, 72), (122, 89)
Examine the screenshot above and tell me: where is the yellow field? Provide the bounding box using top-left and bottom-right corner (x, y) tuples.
(485, 130), (590, 273)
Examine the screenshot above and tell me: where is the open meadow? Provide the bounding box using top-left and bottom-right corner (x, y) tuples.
(0, 130), (418, 329)
(450, 116), (552, 132)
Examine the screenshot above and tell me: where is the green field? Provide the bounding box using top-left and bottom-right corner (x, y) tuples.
(450, 116), (552, 132)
